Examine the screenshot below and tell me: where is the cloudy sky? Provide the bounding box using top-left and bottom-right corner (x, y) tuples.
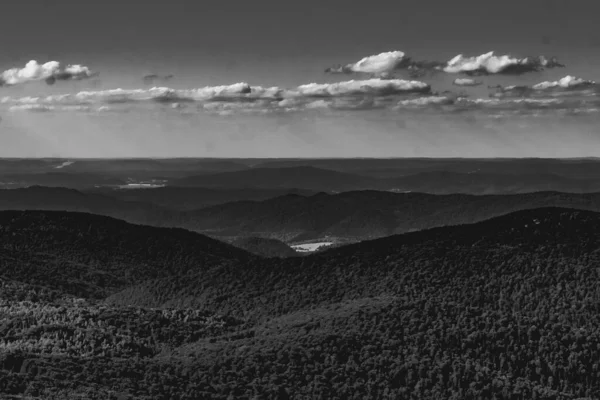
(1, 0), (600, 157)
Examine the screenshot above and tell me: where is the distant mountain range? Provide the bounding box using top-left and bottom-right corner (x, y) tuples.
(90, 186), (316, 211)
(6, 187), (600, 244)
(0, 158), (248, 176)
(3, 157), (600, 194)
(170, 166), (376, 191)
(249, 157), (600, 179)
(176, 189), (600, 241)
(171, 166), (600, 193)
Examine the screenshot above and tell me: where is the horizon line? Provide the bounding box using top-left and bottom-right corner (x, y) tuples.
(1, 156), (600, 161)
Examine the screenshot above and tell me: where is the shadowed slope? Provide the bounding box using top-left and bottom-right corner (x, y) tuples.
(107, 207), (600, 316)
(0, 210), (255, 299)
(3, 208), (600, 398)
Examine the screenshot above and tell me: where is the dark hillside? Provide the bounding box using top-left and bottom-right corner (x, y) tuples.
(3, 208), (600, 399)
(183, 190), (600, 241)
(107, 207), (600, 315)
(7, 187), (600, 245)
(231, 237), (298, 258)
(0, 210), (254, 299)
(92, 186), (316, 211)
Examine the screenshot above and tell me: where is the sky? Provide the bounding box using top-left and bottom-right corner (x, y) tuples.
(1, 0), (600, 158)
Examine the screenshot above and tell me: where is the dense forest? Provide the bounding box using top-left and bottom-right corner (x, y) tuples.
(230, 237), (298, 258)
(1, 208), (600, 399)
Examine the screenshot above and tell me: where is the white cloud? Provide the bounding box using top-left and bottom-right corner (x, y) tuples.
(0, 60), (96, 86)
(325, 51), (411, 76)
(532, 75), (596, 90)
(2, 75), (598, 117)
(442, 52), (564, 75)
(396, 96), (455, 108)
(324, 50), (565, 80)
(453, 78), (483, 87)
(462, 98), (562, 107)
(293, 78), (430, 97)
(0, 79), (430, 109)
(491, 76), (600, 99)
(8, 104), (55, 112)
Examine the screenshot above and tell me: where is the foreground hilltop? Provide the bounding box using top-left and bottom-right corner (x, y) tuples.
(2, 208), (600, 399)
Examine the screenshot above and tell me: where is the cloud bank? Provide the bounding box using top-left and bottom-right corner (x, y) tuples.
(442, 52), (564, 75)
(293, 79), (430, 97)
(1, 60), (597, 120)
(325, 50), (565, 78)
(0, 60), (96, 87)
(532, 75), (596, 90)
(490, 75), (599, 99)
(1, 78), (431, 109)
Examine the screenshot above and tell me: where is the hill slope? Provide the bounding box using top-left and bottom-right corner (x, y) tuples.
(108, 207), (600, 313)
(89, 186), (316, 211)
(8, 187), (600, 245)
(230, 237), (298, 258)
(181, 190), (600, 242)
(0, 210), (254, 299)
(3, 208), (600, 398)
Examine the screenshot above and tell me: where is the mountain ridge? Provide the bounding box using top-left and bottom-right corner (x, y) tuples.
(7, 186), (600, 245)
(3, 207), (600, 399)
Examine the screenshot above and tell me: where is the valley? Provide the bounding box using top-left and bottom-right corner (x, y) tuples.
(2, 208), (600, 398)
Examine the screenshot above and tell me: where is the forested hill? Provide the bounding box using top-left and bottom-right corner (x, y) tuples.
(6, 186), (600, 245)
(3, 208), (600, 399)
(0, 210), (255, 299)
(231, 236), (298, 258)
(108, 207), (600, 314)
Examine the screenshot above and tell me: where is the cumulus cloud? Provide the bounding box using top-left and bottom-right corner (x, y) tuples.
(0, 60), (96, 86)
(325, 50), (564, 79)
(2, 74), (598, 118)
(396, 96), (455, 108)
(0, 79), (430, 107)
(490, 76), (600, 99)
(325, 51), (410, 77)
(292, 79), (431, 97)
(442, 52), (564, 75)
(324, 51), (448, 79)
(453, 78), (483, 87)
(532, 75), (596, 90)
